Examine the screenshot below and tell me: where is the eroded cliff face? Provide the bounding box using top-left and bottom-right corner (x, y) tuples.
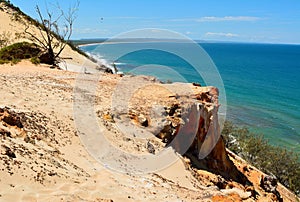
(122, 80), (286, 201)
(125, 82), (232, 171)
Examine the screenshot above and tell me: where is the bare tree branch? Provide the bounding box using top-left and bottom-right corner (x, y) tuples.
(24, 24), (48, 50)
(22, 1), (79, 66)
(34, 6), (48, 47)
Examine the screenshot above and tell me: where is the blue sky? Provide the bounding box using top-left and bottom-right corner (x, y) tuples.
(9, 0), (300, 44)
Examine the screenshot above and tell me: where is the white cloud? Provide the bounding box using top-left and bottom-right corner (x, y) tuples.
(170, 16), (261, 22)
(197, 16), (261, 22)
(205, 32), (239, 37)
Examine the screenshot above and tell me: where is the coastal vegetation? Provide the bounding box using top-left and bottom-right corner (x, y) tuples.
(222, 121), (300, 196)
(0, 0), (89, 66)
(0, 42), (41, 64)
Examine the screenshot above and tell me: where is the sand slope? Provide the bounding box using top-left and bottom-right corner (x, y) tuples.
(0, 62), (298, 202)
(0, 2), (99, 72)
(0, 62), (217, 201)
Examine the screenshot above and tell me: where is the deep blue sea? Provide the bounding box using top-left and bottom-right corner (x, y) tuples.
(81, 42), (300, 153)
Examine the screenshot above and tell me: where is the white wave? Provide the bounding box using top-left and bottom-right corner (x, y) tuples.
(85, 52), (120, 74)
(113, 62), (126, 66)
(85, 52), (111, 67)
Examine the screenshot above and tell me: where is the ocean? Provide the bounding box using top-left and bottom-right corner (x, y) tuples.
(80, 42), (300, 153)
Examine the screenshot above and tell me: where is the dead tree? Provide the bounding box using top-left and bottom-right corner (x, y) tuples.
(23, 2), (79, 66)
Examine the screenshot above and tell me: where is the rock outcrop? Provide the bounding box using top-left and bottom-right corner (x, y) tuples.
(126, 82), (241, 181)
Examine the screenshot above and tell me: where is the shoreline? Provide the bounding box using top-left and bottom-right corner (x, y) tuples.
(77, 42), (104, 47)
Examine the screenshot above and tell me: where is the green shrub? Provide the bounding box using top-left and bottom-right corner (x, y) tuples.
(30, 57), (40, 65)
(11, 58), (20, 64)
(0, 59), (9, 64)
(67, 41), (90, 58)
(222, 121), (300, 196)
(0, 42), (41, 64)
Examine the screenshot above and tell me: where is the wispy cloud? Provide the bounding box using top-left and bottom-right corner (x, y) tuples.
(205, 32), (239, 37)
(170, 16), (261, 22)
(74, 28), (111, 35)
(197, 16), (261, 22)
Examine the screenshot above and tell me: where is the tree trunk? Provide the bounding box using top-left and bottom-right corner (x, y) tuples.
(48, 47), (55, 66)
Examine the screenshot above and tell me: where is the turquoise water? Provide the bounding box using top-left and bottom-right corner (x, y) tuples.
(81, 42), (300, 153)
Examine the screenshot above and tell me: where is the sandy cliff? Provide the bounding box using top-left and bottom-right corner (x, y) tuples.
(0, 63), (298, 201)
(0, 1), (299, 202)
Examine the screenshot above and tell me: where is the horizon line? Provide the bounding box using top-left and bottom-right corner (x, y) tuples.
(71, 38), (300, 46)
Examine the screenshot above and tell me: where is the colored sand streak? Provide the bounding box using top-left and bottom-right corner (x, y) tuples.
(81, 42), (300, 153)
